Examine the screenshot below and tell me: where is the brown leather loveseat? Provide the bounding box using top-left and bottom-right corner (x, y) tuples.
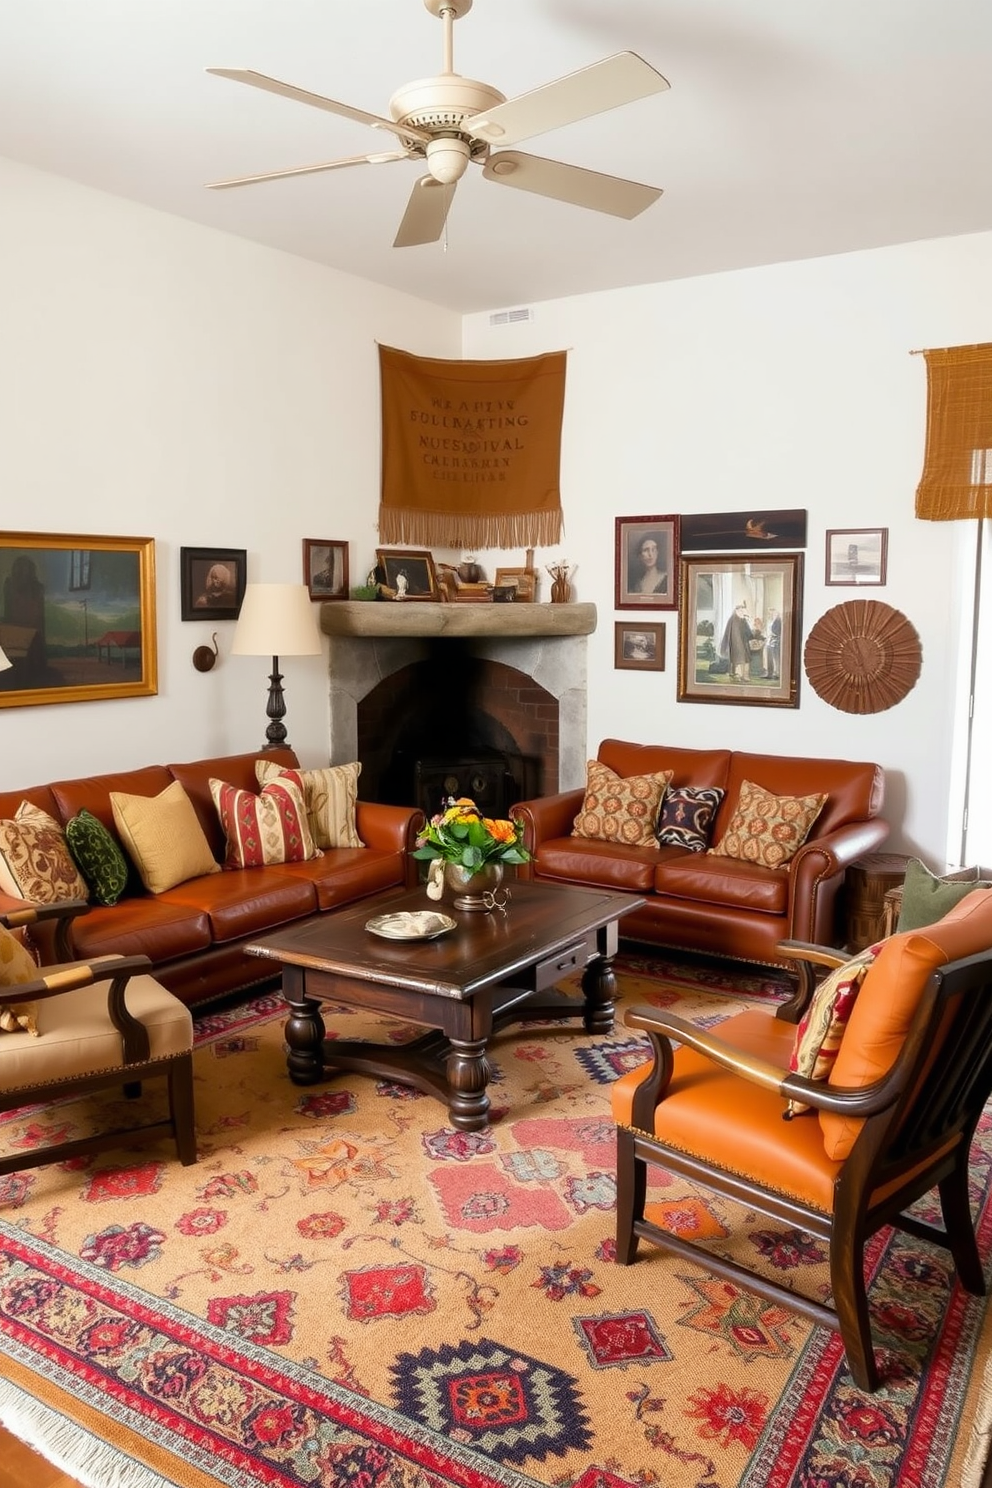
(511, 738), (888, 971)
(0, 749), (423, 1007)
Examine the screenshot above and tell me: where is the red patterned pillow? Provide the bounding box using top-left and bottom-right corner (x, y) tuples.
(209, 769), (319, 869)
(785, 944), (879, 1116)
(572, 760), (673, 847)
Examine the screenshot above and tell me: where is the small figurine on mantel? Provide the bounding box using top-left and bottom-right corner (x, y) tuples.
(546, 557), (574, 604)
(394, 570), (409, 600)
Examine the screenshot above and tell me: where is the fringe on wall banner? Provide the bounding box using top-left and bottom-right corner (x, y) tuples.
(378, 343), (566, 550)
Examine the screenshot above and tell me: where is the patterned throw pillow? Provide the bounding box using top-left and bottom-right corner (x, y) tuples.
(0, 924), (40, 1035)
(785, 944), (879, 1116)
(110, 781), (220, 894)
(210, 769), (318, 869)
(656, 786), (725, 852)
(572, 761), (673, 847)
(255, 759), (365, 850)
(65, 809), (130, 907)
(708, 780), (827, 869)
(0, 802), (89, 904)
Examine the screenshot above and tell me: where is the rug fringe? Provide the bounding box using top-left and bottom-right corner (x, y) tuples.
(961, 1356), (992, 1488)
(0, 1377), (175, 1488)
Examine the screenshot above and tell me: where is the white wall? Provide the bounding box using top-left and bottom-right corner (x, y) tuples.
(462, 232), (992, 864)
(0, 155), (459, 787)
(3, 149), (989, 867)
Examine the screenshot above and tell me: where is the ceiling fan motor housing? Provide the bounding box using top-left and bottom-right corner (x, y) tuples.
(389, 75), (506, 182)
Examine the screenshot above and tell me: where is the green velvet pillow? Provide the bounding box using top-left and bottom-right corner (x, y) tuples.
(895, 859), (992, 933)
(65, 809), (130, 907)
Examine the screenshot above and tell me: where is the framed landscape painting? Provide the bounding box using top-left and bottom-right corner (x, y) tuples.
(0, 532), (157, 709)
(677, 552), (803, 708)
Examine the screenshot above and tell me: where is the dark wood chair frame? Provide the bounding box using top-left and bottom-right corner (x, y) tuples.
(616, 941), (992, 1392)
(0, 900), (196, 1175)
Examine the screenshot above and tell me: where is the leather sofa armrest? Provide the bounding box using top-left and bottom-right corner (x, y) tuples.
(355, 801), (426, 855)
(511, 790), (584, 847)
(787, 819), (890, 940)
(511, 790), (584, 881)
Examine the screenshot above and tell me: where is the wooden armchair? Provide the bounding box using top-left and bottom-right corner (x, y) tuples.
(0, 900), (196, 1175)
(611, 887), (992, 1391)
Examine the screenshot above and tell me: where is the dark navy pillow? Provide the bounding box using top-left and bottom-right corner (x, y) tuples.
(657, 787), (725, 852)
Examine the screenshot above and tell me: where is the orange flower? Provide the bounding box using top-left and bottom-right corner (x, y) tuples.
(484, 817), (517, 844)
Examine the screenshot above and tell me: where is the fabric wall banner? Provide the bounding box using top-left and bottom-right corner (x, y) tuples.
(915, 343), (992, 520)
(378, 343), (566, 550)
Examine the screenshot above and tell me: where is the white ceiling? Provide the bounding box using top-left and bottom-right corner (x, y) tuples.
(2, 0), (991, 315)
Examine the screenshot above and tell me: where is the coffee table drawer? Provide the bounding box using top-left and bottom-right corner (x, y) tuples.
(534, 937), (593, 992)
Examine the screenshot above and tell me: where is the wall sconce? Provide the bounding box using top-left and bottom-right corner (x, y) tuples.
(192, 634), (219, 672)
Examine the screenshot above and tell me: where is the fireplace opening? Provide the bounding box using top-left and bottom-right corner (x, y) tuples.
(356, 641), (555, 811)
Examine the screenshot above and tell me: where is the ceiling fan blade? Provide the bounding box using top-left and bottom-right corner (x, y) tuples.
(206, 68), (432, 146)
(464, 52), (669, 148)
(206, 151), (408, 190)
(394, 177), (455, 248)
(483, 151), (662, 219)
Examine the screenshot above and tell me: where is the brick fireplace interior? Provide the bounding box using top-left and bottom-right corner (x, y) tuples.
(319, 603), (595, 816)
(357, 647), (557, 817)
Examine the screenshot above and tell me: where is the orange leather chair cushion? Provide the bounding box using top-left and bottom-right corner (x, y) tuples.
(612, 1009), (842, 1211)
(821, 887), (992, 1159)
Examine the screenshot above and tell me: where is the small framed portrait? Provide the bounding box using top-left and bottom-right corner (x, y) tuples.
(304, 539), (349, 600)
(180, 547), (246, 622)
(615, 515), (679, 609)
(615, 621), (665, 671)
(375, 548), (439, 601)
(494, 567), (537, 602)
(677, 552), (803, 708)
(825, 528), (888, 586)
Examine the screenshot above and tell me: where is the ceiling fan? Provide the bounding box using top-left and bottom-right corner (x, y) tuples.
(205, 0), (669, 248)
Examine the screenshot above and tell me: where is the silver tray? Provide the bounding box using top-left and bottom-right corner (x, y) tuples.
(365, 911), (457, 941)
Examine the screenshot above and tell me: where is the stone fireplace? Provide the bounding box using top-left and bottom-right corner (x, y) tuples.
(318, 602), (596, 810)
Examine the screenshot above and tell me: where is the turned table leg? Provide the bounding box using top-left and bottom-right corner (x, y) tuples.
(446, 1036), (492, 1131)
(281, 970), (327, 1085)
(581, 952), (617, 1036)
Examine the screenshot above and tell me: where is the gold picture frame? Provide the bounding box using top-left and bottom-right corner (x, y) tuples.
(494, 567), (537, 602)
(0, 532), (157, 709)
(375, 548), (439, 601)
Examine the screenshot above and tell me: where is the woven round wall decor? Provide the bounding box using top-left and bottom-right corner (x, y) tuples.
(803, 600), (922, 714)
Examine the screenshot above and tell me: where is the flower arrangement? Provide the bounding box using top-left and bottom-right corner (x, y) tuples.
(412, 797), (531, 870)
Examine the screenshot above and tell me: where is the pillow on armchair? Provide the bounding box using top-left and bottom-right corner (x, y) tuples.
(0, 924), (40, 1035)
(572, 760), (673, 848)
(895, 858), (992, 932)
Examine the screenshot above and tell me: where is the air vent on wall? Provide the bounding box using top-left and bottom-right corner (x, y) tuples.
(489, 307), (534, 326)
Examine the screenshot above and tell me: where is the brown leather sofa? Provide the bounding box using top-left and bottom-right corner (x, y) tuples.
(0, 749), (424, 1007)
(510, 739), (888, 971)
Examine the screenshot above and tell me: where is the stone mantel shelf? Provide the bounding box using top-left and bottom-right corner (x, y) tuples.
(319, 601), (596, 639)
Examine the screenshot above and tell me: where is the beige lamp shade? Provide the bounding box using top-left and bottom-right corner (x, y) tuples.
(231, 584), (322, 658)
(0, 643), (11, 673)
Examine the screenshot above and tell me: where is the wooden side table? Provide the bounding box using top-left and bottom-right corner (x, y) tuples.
(845, 853), (911, 951)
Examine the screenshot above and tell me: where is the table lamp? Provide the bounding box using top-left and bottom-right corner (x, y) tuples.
(231, 584), (321, 750)
(0, 643), (11, 673)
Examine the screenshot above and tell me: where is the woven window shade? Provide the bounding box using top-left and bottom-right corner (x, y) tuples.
(915, 343), (992, 520)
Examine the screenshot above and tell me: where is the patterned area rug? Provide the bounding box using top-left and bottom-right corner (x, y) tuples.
(1, 948), (991, 1488)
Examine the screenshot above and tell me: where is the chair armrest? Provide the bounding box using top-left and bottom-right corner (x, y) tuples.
(773, 938), (850, 1020)
(0, 898), (90, 963)
(623, 1003), (903, 1131)
(0, 952), (156, 1063)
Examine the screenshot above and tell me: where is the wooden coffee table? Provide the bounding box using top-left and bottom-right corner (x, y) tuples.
(245, 879), (641, 1130)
